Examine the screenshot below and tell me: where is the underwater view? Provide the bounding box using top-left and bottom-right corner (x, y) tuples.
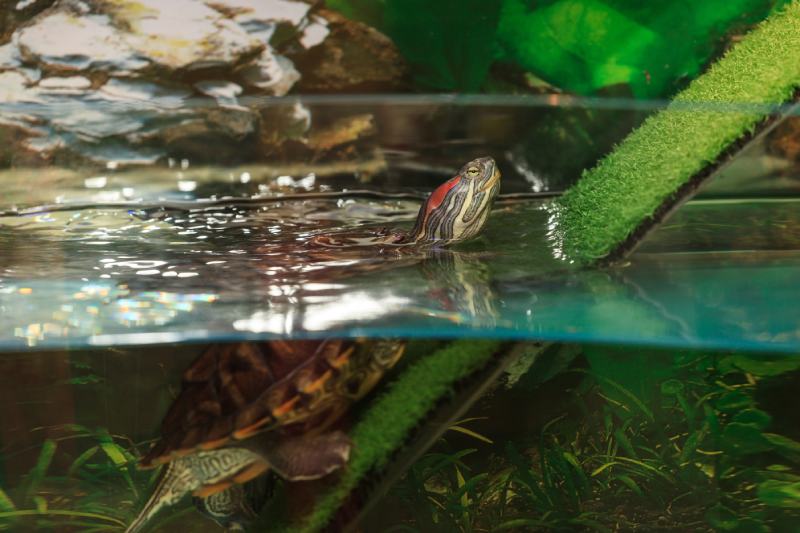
(2, 0), (800, 531)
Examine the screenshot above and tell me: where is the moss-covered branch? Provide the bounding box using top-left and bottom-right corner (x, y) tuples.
(259, 339), (503, 532)
(554, 1), (800, 264)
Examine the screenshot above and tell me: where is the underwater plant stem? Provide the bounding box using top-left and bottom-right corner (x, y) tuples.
(0, 509), (127, 527)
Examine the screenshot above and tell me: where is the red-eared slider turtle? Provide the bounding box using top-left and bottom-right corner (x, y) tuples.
(126, 157), (501, 532)
(310, 156), (500, 248)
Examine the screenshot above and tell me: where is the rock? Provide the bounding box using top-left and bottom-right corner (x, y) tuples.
(0, 0), (54, 43)
(129, 104), (259, 164)
(257, 102), (311, 157)
(194, 79), (243, 107)
(0, 118), (50, 166)
(308, 114), (375, 152)
(205, 107), (256, 139)
(205, 0), (310, 27)
(17, 9), (150, 73)
(285, 8), (409, 93)
(100, 0), (264, 72)
(0, 70), (28, 102)
(17, 1), (270, 74)
(97, 78), (192, 109)
(0, 0), (325, 168)
(236, 47), (299, 95)
(298, 15), (330, 49)
(768, 116), (800, 163)
(38, 75), (92, 93)
(0, 41), (22, 69)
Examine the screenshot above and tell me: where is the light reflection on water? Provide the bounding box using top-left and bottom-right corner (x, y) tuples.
(2, 174), (800, 351)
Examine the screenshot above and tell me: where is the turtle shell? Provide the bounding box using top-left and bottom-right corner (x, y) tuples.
(141, 339), (405, 468)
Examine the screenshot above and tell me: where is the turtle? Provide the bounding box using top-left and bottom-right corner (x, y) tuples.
(309, 155), (501, 248)
(125, 156), (501, 532)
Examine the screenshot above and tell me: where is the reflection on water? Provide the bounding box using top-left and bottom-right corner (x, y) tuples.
(4, 188), (800, 351)
(0, 173), (535, 348)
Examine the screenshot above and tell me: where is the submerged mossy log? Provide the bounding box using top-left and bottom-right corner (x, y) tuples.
(256, 338), (516, 532)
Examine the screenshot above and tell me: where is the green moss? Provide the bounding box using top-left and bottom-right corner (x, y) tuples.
(264, 339), (503, 532)
(555, 1), (800, 264)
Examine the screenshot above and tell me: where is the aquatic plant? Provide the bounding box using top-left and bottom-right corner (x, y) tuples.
(0, 424), (191, 532)
(375, 347), (800, 532)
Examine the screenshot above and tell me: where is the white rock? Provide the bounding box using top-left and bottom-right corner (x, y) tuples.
(299, 15), (330, 49)
(195, 80), (243, 107)
(97, 78), (191, 109)
(17, 11), (149, 72)
(0, 42), (22, 69)
(38, 76), (92, 92)
(206, 0), (310, 27)
(0, 71), (31, 103)
(238, 48), (299, 96)
(103, 0), (263, 71)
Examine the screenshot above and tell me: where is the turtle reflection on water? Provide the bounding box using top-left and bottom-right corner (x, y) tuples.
(126, 157), (501, 532)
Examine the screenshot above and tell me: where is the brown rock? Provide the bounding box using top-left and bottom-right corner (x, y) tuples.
(0, 119), (52, 167)
(769, 116), (800, 162)
(285, 8), (409, 93)
(308, 114), (375, 152)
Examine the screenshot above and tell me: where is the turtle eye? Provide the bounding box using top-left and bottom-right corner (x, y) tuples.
(466, 166), (480, 177)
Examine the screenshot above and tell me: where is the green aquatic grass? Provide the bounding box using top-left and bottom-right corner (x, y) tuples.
(266, 339), (504, 533)
(555, 1), (800, 264)
(378, 348), (800, 531)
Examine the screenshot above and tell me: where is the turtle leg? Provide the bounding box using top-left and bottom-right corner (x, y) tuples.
(193, 475), (275, 532)
(126, 448), (264, 533)
(260, 431), (352, 481)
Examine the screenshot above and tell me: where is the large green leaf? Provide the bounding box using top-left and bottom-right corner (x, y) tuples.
(497, 0), (785, 97)
(758, 479), (800, 508)
(383, 0), (503, 90)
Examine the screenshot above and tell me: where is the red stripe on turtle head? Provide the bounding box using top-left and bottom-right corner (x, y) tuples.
(424, 175), (461, 218)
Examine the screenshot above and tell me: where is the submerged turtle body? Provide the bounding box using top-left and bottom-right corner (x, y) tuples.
(126, 339), (405, 532)
(126, 156), (501, 532)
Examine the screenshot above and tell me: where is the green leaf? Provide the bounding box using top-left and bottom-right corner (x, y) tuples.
(497, 0), (781, 97)
(24, 439), (56, 504)
(705, 503), (739, 530)
(721, 423), (773, 455)
(496, 518), (550, 530)
(661, 379), (684, 395)
(758, 479), (800, 508)
(722, 354), (800, 377)
(383, 0), (503, 90)
(731, 409), (771, 430)
(716, 391), (753, 413)
(615, 474), (643, 497)
(98, 438), (138, 498)
(590, 461), (619, 477)
(582, 370), (655, 423)
(679, 427), (706, 463)
(32, 496), (47, 514)
(0, 489), (15, 513)
(0, 510), (125, 527)
(729, 518), (769, 533)
(68, 446), (99, 477)
(448, 425), (494, 445)
(613, 429), (637, 459)
(764, 433), (800, 461)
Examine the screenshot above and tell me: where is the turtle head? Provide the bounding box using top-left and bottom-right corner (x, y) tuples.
(410, 156), (500, 243)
